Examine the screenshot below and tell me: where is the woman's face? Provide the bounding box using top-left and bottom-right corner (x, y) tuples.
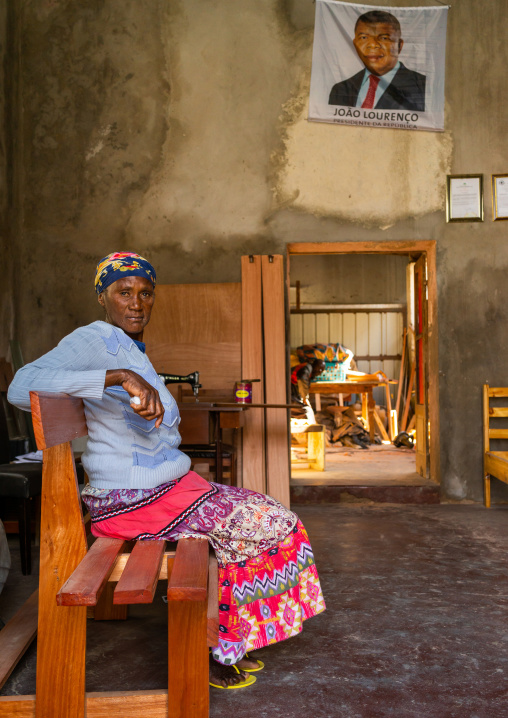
(98, 275), (155, 340)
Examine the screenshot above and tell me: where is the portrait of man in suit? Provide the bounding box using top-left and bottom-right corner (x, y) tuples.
(328, 10), (426, 112)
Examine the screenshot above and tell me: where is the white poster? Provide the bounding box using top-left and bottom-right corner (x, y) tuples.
(309, 1), (448, 132)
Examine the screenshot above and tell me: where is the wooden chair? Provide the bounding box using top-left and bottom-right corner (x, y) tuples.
(0, 391), (219, 718)
(483, 384), (508, 508)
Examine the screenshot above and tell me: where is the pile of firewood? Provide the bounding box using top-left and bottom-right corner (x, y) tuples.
(315, 405), (379, 449)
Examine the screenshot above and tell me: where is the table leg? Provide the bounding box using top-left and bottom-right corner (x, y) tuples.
(367, 389), (376, 443)
(384, 383), (393, 441)
(361, 392), (368, 428)
(213, 414), (224, 484)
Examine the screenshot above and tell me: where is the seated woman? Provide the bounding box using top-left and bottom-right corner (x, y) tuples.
(8, 252), (325, 689)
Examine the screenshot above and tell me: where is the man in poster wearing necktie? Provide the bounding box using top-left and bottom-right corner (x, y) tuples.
(328, 10), (426, 112)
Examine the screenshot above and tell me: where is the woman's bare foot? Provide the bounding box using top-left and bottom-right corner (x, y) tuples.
(236, 653), (262, 671)
(209, 655), (249, 688)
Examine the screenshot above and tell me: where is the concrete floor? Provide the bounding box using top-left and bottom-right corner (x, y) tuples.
(291, 445), (424, 485)
(290, 447), (439, 505)
(2, 504), (508, 717)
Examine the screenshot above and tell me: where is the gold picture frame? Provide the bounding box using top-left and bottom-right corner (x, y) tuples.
(492, 174), (508, 220)
(446, 174), (484, 223)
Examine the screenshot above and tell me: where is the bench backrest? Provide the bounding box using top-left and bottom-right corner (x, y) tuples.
(483, 385), (508, 452)
(30, 391), (87, 449)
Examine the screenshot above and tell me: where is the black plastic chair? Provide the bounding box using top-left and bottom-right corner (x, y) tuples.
(0, 467), (43, 575)
(0, 392), (44, 575)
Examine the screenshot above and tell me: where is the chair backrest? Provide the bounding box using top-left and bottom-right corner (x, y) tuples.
(30, 392), (87, 450)
(0, 394), (11, 463)
(0, 358), (23, 462)
(483, 385), (508, 452)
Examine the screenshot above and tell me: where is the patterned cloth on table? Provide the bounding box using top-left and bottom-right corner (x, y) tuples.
(82, 480), (326, 664)
(296, 343), (350, 363)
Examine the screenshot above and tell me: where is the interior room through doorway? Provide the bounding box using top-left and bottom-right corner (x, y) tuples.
(287, 241), (439, 500)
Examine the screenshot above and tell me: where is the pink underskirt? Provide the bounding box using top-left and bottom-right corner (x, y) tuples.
(90, 470), (214, 540)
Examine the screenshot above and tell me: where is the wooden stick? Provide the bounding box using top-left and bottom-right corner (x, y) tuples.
(384, 384), (393, 440)
(395, 328), (407, 418)
(400, 363), (416, 432)
(373, 410), (390, 442)
(389, 410), (398, 440)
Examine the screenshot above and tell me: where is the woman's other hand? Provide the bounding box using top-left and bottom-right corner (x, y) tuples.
(105, 369), (164, 428)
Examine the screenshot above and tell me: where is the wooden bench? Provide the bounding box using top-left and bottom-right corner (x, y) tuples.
(483, 385), (508, 508)
(0, 391), (219, 718)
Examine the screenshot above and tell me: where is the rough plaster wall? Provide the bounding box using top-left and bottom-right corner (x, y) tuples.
(7, 0), (508, 501)
(274, 0), (453, 226)
(127, 0), (295, 249)
(435, 0), (508, 503)
(276, 115), (452, 226)
(14, 0), (170, 357)
(12, 0), (304, 360)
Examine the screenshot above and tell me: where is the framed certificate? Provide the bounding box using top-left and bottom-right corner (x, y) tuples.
(492, 175), (508, 220)
(446, 174), (484, 222)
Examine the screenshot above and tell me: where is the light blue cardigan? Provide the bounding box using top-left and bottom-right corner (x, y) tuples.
(7, 321), (191, 489)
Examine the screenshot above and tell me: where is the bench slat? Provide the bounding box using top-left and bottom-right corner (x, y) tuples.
(114, 540), (166, 605)
(489, 429), (508, 439)
(57, 538), (125, 606)
(488, 387), (508, 397)
(167, 538), (208, 601)
(489, 407), (508, 417)
(108, 550), (175, 582)
(485, 452), (508, 484)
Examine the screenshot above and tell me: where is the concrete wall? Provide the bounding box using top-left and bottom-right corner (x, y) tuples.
(6, 0), (508, 501)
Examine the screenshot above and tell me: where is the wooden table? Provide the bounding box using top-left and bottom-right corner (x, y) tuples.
(309, 381), (383, 442)
(178, 403), (247, 483)
(178, 402), (294, 483)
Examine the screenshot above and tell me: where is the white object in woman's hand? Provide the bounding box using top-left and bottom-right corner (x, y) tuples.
(130, 395), (141, 406)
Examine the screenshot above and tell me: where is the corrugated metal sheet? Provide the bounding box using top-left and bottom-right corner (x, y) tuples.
(290, 310), (404, 406)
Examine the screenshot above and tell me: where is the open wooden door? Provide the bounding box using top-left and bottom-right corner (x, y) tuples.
(241, 255), (290, 507)
(414, 254), (429, 477)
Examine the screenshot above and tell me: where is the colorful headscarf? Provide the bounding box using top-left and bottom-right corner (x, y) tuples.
(94, 252), (156, 294)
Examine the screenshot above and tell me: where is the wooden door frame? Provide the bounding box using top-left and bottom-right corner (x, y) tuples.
(287, 241), (439, 485)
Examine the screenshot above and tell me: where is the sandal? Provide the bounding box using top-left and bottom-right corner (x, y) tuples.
(209, 664), (257, 689)
(241, 653), (265, 672)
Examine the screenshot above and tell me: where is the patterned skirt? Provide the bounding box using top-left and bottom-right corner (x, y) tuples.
(82, 482), (326, 664)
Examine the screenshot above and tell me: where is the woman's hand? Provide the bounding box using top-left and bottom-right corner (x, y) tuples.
(105, 369), (164, 428)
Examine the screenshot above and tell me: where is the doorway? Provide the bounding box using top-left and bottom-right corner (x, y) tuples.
(287, 241), (439, 492)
